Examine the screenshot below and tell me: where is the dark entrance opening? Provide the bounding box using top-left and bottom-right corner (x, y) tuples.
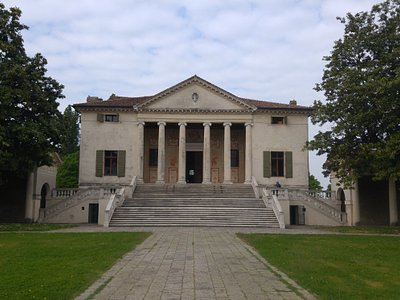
(290, 205), (305, 225)
(186, 151), (203, 183)
(88, 203), (99, 224)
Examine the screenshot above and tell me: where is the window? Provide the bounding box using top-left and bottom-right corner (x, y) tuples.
(104, 151), (118, 176)
(271, 116), (286, 124)
(97, 113), (119, 122)
(105, 114), (119, 122)
(263, 151), (293, 178)
(271, 152), (284, 177)
(149, 149), (158, 166)
(95, 150), (126, 177)
(231, 150), (239, 167)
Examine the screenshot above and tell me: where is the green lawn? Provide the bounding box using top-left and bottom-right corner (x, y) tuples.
(0, 223), (75, 232)
(239, 234), (400, 300)
(0, 231), (151, 299)
(318, 225), (400, 235)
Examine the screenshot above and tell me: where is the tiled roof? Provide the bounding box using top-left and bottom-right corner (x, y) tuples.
(239, 98), (311, 111)
(73, 75), (312, 112)
(74, 95), (311, 111)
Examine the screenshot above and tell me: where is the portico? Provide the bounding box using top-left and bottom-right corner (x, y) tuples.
(141, 121), (252, 184)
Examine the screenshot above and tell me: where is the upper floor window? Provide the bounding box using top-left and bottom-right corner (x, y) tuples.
(105, 114), (119, 122)
(271, 116), (286, 125)
(97, 113), (119, 122)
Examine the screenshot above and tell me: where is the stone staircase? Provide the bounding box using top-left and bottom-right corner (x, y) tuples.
(109, 184), (279, 227)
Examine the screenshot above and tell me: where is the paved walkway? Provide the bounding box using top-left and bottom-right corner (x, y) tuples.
(75, 227), (315, 300)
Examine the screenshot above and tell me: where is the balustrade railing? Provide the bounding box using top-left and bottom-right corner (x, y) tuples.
(262, 188), (285, 228)
(104, 176), (137, 227)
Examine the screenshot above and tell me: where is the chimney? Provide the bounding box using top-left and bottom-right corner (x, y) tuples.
(86, 96), (103, 102)
(289, 99), (297, 106)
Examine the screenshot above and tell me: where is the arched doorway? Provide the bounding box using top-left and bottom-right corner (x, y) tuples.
(337, 188), (346, 213)
(40, 183), (50, 209)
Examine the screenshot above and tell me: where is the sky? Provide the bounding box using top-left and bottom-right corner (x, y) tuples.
(3, 0), (382, 187)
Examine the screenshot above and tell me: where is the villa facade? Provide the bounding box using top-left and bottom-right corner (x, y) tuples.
(74, 75), (312, 189)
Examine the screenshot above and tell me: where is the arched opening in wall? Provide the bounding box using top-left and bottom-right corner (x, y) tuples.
(40, 183), (50, 209)
(337, 188), (346, 213)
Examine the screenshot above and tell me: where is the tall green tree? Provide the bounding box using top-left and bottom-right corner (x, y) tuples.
(307, 0), (400, 186)
(309, 174), (323, 191)
(0, 4), (64, 183)
(59, 105), (79, 156)
(56, 151), (79, 188)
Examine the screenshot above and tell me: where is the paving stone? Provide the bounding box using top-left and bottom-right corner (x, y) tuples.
(75, 227), (315, 300)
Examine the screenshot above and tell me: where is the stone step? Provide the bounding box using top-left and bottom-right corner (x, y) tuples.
(122, 198), (264, 208)
(109, 184), (278, 228)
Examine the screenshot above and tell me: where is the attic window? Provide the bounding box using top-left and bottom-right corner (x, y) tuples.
(105, 114), (119, 122)
(271, 116), (286, 125)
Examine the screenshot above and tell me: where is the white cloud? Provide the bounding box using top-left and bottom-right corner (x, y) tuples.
(2, 0), (383, 186)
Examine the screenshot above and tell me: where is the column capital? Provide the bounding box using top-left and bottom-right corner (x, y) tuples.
(178, 122), (187, 127)
(223, 122), (232, 127)
(157, 121), (166, 126)
(203, 122), (212, 127)
(137, 121), (145, 127)
(244, 122), (253, 127)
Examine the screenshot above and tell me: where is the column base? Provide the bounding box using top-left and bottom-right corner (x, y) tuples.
(202, 179), (212, 184)
(223, 180), (233, 184)
(155, 180), (165, 184)
(136, 178), (144, 184)
(244, 180), (252, 185)
(177, 180), (186, 184)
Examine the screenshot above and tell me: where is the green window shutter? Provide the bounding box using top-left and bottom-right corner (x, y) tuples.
(285, 151), (293, 178)
(97, 113), (104, 122)
(95, 150), (104, 177)
(263, 151), (271, 178)
(117, 150), (126, 177)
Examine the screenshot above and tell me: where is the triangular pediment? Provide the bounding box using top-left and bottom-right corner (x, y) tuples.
(138, 75), (256, 112)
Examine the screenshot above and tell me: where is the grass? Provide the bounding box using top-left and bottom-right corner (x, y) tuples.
(0, 223), (75, 232)
(239, 234), (400, 300)
(0, 231), (151, 299)
(318, 225), (400, 235)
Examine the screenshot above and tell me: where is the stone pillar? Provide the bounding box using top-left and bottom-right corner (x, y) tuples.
(389, 178), (398, 225)
(156, 121), (166, 184)
(223, 122), (232, 184)
(351, 180), (360, 225)
(244, 122), (253, 184)
(25, 170), (35, 222)
(137, 121), (145, 183)
(203, 122), (212, 184)
(177, 122), (187, 184)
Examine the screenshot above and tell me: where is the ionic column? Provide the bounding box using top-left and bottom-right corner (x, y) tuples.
(137, 121), (145, 183)
(177, 122), (187, 184)
(223, 122), (232, 184)
(203, 122), (212, 184)
(156, 121), (166, 184)
(389, 178), (398, 225)
(244, 122), (253, 184)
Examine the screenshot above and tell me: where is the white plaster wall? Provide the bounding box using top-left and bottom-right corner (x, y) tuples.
(46, 198), (108, 224)
(252, 113), (309, 188)
(147, 83), (245, 110)
(25, 165), (58, 222)
(79, 112), (139, 186)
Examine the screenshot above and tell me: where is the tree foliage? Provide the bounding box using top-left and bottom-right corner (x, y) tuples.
(59, 105), (79, 157)
(309, 174), (323, 190)
(307, 0), (400, 186)
(56, 151), (79, 188)
(0, 4), (64, 182)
